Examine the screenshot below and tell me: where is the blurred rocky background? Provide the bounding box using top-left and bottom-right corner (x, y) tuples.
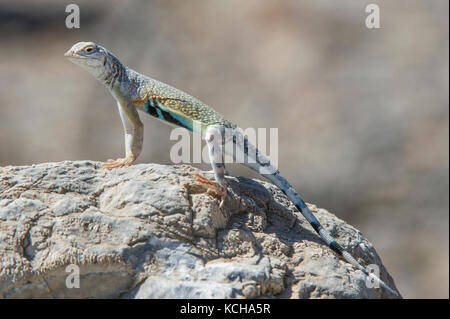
(0, 0), (448, 298)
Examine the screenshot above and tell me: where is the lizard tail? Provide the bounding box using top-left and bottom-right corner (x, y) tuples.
(233, 134), (399, 297)
(263, 169), (398, 297)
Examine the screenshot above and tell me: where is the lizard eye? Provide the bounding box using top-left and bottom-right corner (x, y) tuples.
(85, 46), (94, 53)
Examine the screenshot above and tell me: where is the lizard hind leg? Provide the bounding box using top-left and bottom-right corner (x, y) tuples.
(194, 173), (227, 197)
(194, 125), (228, 208)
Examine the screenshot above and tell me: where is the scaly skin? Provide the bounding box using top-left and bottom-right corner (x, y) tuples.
(65, 42), (234, 170)
(65, 42), (399, 297)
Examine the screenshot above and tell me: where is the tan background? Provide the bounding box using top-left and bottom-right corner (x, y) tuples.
(0, 0), (448, 298)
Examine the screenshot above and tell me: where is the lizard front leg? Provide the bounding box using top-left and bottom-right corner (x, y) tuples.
(195, 125), (228, 208)
(101, 101), (143, 169)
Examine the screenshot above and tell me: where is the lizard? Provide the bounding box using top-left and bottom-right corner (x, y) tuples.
(65, 41), (399, 297)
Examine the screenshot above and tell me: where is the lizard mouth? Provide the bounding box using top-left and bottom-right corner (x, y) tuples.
(64, 49), (87, 59)
(65, 51), (80, 58)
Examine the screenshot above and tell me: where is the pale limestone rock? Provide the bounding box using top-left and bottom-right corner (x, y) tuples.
(0, 161), (400, 298)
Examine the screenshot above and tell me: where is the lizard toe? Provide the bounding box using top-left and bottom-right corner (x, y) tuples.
(194, 173), (228, 207)
(100, 157), (134, 169)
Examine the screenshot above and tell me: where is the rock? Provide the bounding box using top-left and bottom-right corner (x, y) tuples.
(0, 161), (400, 298)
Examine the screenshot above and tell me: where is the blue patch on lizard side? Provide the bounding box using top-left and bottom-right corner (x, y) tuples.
(143, 98), (193, 131)
(155, 107), (165, 121)
(168, 112), (193, 131)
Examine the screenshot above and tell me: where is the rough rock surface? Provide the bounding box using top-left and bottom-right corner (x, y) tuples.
(0, 161), (400, 298)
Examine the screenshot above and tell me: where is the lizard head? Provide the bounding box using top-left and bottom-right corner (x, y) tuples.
(65, 42), (112, 79)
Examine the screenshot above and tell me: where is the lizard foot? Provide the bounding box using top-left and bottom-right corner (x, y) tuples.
(194, 173), (227, 208)
(100, 157), (134, 169)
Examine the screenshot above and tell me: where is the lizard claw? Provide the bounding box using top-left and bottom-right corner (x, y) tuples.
(100, 157), (134, 169)
(194, 173), (227, 208)
(219, 188), (227, 209)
